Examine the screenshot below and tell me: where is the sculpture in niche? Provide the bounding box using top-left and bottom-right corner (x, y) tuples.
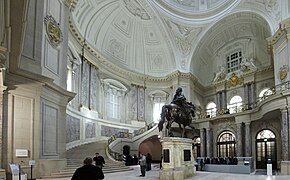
(158, 87), (195, 137)
(213, 66), (226, 83)
(44, 15), (63, 48)
(240, 57), (257, 72)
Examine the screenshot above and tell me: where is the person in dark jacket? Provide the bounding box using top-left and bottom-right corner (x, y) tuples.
(71, 157), (104, 180)
(93, 153), (106, 169)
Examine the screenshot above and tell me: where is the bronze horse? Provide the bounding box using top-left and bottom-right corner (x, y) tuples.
(158, 102), (195, 138)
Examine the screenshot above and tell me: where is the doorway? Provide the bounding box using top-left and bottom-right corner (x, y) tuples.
(256, 129), (277, 169)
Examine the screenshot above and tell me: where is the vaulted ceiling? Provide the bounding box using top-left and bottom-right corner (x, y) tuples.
(70, 0), (281, 85)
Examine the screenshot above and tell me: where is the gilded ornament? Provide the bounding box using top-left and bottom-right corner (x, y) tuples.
(227, 73), (243, 88)
(44, 15), (63, 48)
(279, 65), (288, 81)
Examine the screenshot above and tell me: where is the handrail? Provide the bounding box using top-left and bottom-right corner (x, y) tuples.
(107, 122), (157, 161)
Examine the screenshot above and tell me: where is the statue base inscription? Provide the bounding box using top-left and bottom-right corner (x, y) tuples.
(159, 137), (196, 180)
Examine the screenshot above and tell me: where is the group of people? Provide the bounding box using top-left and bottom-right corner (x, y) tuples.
(71, 153), (105, 180)
(204, 156), (238, 165)
(138, 153), (152, 177)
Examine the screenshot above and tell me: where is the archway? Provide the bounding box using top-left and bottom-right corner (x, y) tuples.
(139, 135), (162, 162)
(256, 129), (277, 169)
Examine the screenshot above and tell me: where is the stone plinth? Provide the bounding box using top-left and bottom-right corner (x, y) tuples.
(159, 137), (195, 180)
(281, 161), (290, 175)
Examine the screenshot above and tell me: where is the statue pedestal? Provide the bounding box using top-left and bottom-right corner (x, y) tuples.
(159, 137), (196, 180)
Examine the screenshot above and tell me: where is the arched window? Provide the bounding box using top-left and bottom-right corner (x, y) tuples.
(217, 131), (236, 157)
(102, 79), (127, 121)
(192, 137), (201, 158)
(227, 96), (242, 114)
(153, 101), (165, 123)
(206, 102), (216, 118)
(149, 90), (169, 123)
(257, 129), (275, 139)
(258, 88), (273, 101)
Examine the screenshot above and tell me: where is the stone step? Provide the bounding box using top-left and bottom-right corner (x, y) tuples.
(59, 166), (130, 173)
(41, 167), (133, 179)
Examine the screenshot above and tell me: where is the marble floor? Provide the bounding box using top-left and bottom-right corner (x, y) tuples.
(40, 165), (290, 180)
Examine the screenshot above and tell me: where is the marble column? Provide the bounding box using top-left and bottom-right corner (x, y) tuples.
(281, 108), (289, 161)
(236, 123), (243, 157)
(245, 122), (251, 157)
(222, 90), (227, 110)
(206, 128), (213, 157)
(251, 83), (256, 108)
(244, 84), (249, 108)
(200, 128), (206, 157)
(216, 92), (221, 110)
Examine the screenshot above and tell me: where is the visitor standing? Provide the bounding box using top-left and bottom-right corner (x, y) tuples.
(93, 153), (105, 169)
(139, 154), (146, 177)
(71, 157), (104, 180)
(146, 153), (152, 171)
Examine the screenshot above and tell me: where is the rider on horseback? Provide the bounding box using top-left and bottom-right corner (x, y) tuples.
(171, 87), (194, 109)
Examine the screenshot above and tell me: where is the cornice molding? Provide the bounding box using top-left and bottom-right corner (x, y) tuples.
(267, 18), (290, 46)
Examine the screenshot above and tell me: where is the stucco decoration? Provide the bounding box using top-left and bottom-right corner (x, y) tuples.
(123, 0), (151, 20)
(213, 66), (226, 83)
(240, 58), (257, 72)
(264, 0), (281, 21)
(279, 65), (288, 82)
(44, 15), (63, 48)
(164, 19), (202, 56)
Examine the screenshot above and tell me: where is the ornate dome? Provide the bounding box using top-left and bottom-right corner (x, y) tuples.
(150, 0), (239, 20)
(70, 0), (176, 77)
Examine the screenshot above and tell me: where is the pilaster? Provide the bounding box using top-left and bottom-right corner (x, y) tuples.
(206, 128), (213, 157)
(236, 123), (243, 157)
(244, 122), (251, 157)
(281, 108), (289, 161)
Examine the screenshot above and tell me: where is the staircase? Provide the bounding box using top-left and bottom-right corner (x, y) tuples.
(41, 141), (133, 179)
(41, 159), (132, 179)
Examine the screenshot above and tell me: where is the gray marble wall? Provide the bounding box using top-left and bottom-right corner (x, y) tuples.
(66, 114), (80, 143)
(85, 122), (96, 139)
(81, 61), (90, 107)
(101, 125), (128, 137)
(90, 67), (98, 111)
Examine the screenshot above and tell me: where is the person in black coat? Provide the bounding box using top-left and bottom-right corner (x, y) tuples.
(93, 153), (106, 169)
(71, 157), (104, 180)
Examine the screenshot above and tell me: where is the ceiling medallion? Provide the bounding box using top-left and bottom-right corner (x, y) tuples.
(279, 65), (288, 81)
(227, 72), (243, 88)
(44, 15), (63, 48)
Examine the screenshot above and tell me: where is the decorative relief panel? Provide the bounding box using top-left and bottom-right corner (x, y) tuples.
(144, 26), (160, 45)
(147, 51), (168, 72)
(263, 0), (281, 21)
(85, 121), (96, 139)
(81, 61), (90, 107)
(66, 114), (80, 143)
(113, 11), (133, 38)
(164, 20), (202, 55)
(123, 0), (151, 20)
(101, 125), (129, 137)
(44, 15), (63, 48)
(105, 38), (127, 64)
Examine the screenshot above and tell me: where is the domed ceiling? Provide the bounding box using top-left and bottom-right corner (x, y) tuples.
(151, 0), (239, 19)
(70, 0), (281, 84)
(71, 0), (176, 77)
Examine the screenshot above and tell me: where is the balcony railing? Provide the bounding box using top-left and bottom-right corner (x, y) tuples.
(200, 81), (290, 119)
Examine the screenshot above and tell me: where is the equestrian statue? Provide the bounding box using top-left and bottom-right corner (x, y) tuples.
(158, 87), (195, 138)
